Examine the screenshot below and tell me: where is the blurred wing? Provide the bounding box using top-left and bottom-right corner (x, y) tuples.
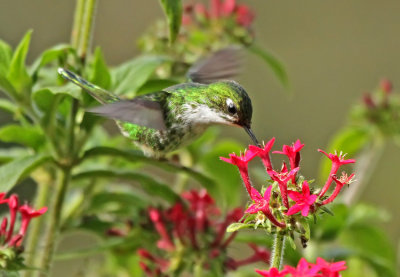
(187, 46), (243, 84)
(88, 98), (167, 131)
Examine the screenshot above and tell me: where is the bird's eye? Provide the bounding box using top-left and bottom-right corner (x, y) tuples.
(226, 98), (237, 115)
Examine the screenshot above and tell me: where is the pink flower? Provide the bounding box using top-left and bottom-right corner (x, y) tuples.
(322, 173), (355, 205)
(269, 164), (300, 209)
(249, 137), (275, 171)
(284, 258), (321, 277)
(148, 207), (175, 251)
(220, 149), (258, 196)
(255, 267), (287, 277)
(318, 150), (355, 198)
(273, 139), (305, 173)
(380, 79), (392, 94)
(286, 181), (317, 217)
(18, 204), (48, 239)
(235, 4), (255, 26)
(245, 186), (286, 228)
(316, 257), (347, 277)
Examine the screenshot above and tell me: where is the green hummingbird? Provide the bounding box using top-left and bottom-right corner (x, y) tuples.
(58, 48), (259, 158)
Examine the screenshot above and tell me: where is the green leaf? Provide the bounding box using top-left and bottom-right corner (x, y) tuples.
(0, 147), (31, 163)
(30, 44), (74, 76)
(81, 146), (216, 190)
(159, 0), (182, 43)
(136, 79), (178, 96)
(7, 30), (33, 95)
(0, 39), (12, 76)
(249, 44), (289, 90)
(89, 47), (111, 90)
(339, 224), (396, 277)
(226, 222), (255, 232)
(201, 140), (244, 207)
(73, 169), (180, 203)
(0, 98), (18, 114)
(32, 87), (74, 117)
(0, 154), (51, 192)
(0, 125), (45, 150)
(286, 235), (297, 250)
(319, 127), (370, 181)
(315, 204), (348, 241)
(112, 55), (169, 97)
(88, 191), (148, 214)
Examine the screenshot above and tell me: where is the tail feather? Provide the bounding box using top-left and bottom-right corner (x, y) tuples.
(58, 68), (119, 104)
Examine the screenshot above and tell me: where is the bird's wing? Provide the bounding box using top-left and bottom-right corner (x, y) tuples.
(186, 46), (243, 84)
(88, 98), (167, 131)
(58, 68), (119, 104)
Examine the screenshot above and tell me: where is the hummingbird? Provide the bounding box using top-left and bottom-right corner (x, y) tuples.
(58, 48), (259, 158)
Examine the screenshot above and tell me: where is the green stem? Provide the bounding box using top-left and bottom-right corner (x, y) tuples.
(39, 167), (72, 275)
(23, 169), (55, 277)
(71, 0), (85, 48)
(270, 232), (285, 270)
(342, 136), (384, 205)
(77, 0), (98, 62)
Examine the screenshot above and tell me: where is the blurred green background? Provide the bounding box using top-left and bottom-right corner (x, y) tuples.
(1, 0), (400, 274)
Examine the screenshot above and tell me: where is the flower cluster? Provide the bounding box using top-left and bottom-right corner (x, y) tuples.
(138, 0), (255, 81)
(0, 193), (47, 269)
(182, 0), (255, 27)
(137, 189), (270, 276)
(357, 79), (400, 138)
(221, 138), (355, 245)
(256, 257), (347, 277)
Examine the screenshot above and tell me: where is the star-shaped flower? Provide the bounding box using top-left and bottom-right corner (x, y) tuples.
(245, 186), (286, 228)
(220, 149), (258, 195)
(318, 150), (355, 197)
(269, 164), (300, 209)
(249, 137), (275, 171)
(255, 267), (287, 277)
(286, 181), (317, 217)
(322, 173), (355, 205)
(316, 257), (347, 277)
(273, 139), (305, 170)
(283, 258), (321, 277)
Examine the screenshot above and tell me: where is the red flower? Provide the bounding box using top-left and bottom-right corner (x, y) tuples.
(18, 204), (48, 238)
(322, 173), (355, 205)
(316, 257), (347, 277)
(235, 4), (254, 27)
(273, 139), (304, 173)
(286, 181), (317, 217)
(249, 137), (275, 171)
(380, 79), (392, 94)
(269, 164), (300, 209)
(245, 186), (286, 228)
(148, 207), (175, 251)
(220, 149), (258, 196)
(284, 258), (321, 277)
(255, 267), (287, 277)
(318, 150), (355, 197)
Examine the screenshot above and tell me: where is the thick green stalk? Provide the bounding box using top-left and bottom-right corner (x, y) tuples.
(22, 169), (55, 277)
(39, 168), (72, 275)
(270, 232), (285, 270)
(342, 137), (384, 204)
(77, 0), (97, 62)
(71, 0), (85, 48)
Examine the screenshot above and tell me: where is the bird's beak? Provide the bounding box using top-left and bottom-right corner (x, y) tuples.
(244, 126), (261, 146)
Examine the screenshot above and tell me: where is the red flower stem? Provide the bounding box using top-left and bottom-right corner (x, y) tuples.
(265, 212), (286, 228)
(278, 183), (289, 209)
(322, 184), (344, 205)
(319, 166), (339, 197)
(259, 153), (273, 172)
(222, 232), (237, 249)
(239, 167), (252, 197)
